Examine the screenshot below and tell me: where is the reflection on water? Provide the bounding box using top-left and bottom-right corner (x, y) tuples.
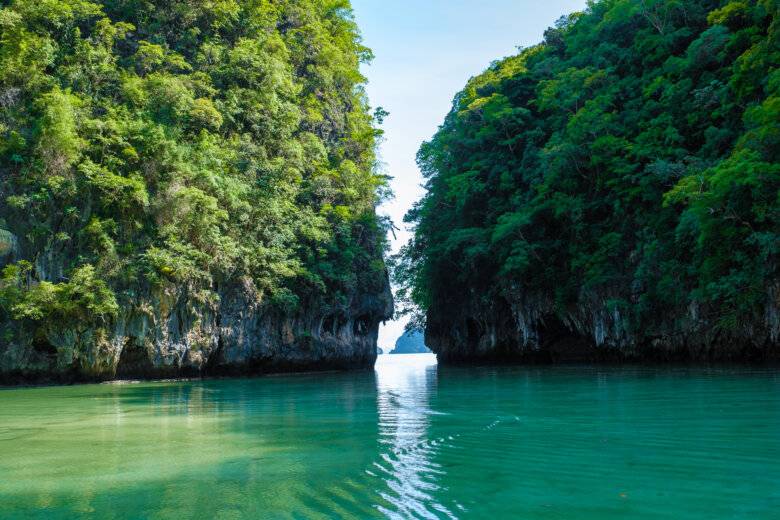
(373, 354), (456, 519)
(2, 357), (780, 518)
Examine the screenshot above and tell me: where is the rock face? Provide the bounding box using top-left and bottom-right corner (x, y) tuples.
(0, 276), (393, 383)
(426, 285), (780, 364)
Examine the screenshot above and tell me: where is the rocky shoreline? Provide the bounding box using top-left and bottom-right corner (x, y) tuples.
(426, 287), (780, 365)
(1, 276), (393, 385)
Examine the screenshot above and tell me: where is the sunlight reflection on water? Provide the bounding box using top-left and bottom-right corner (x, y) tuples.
(3, 355), (780, 518)
(373, 354), (459, 519)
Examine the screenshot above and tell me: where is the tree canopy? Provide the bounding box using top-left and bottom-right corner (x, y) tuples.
(398, 0), (779, 345)
(0, 0), (388, 344)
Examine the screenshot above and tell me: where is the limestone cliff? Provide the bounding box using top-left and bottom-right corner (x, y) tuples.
(1, 273), (392, 383)
(0, 0), (393, 383)
(426, 284), (780, 364)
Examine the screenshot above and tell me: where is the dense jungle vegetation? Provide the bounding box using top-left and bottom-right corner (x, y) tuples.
(398, 0), (779, 347)
(0, 0), (388, 344)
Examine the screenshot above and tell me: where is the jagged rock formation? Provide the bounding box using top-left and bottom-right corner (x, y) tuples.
(426, 287), (780, 364)
(1, 276), (392, 383)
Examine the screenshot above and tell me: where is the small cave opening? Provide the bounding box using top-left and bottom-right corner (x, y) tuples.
(537, 315), (595, 362)
(203, 337), (224, 375)
(465, 318), (482, 346)
(116, 342), (154, 378)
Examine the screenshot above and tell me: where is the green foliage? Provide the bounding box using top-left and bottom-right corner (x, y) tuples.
(400, 0), (779, 332)
(0, 263), (116, 324)
(0, 0), (388, 343)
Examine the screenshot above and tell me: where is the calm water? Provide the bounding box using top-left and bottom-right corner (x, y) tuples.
(1, 354), (779, 519)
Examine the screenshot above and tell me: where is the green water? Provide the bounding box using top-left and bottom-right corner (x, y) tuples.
(1, 355), (779, 519)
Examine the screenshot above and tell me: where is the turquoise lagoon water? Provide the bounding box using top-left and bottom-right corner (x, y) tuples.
(1, 354), (779, 518)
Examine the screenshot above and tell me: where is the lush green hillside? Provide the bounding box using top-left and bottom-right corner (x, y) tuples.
(0, 0), (392, 380)
(398, 0), (780, 361)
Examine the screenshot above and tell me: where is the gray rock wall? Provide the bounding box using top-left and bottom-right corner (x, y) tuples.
(426, 284), (780, 364)
(0, 275), (393, 383)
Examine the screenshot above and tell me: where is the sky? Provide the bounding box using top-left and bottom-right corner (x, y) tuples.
(350, 0), (588, 351)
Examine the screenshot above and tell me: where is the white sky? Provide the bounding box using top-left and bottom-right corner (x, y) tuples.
(350, 1), (588, 351)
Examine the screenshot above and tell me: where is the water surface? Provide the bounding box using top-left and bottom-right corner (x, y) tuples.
(1, 354), (779, 518)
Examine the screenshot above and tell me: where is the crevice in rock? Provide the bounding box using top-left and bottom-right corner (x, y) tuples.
(321, 315), (336, 336)
(353, 314), (371, 335)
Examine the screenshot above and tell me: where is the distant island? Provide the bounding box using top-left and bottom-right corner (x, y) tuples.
(390, 331), (431, 355)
